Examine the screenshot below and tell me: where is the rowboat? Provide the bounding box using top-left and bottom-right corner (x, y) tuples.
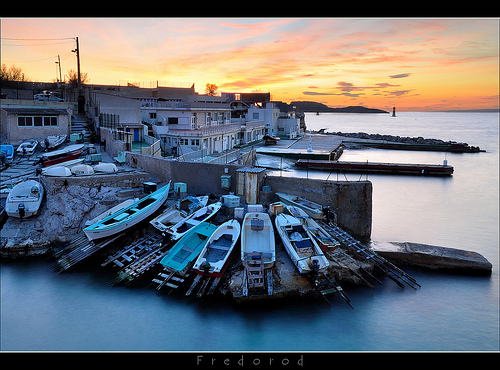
(38, 144), (85, 167)
(43, 166), (72, 177)
(275, 213), (329, 274)
(43, 134), (67, 149)
(83, 181), (171, 240)
(16, 139), (38, 156)
(165, 202), (222, 241)
(192, 219), (240, 277)
(5, 179), (44, 218)
(159, 222), (218, 275)
(287, 206), (340, 252)
(41, 158), (85, 175)
(150, 204), (188, 233)
(275, 192), (324, 219)
(85, 198), (139, 226)
(71, 164), (94, 175)
(1, 145), (14, 164)
(93, 162), (118, 173)
(241, 212), (275, 269)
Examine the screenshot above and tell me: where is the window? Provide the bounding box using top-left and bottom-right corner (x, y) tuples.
(149, 112), (157, 119)
(191, 139), (199, 146)
(180, 138), (189, 145)
(17, 115), (57, 127)
(168, 117), (178, 125)
(253, 112), (260, 120)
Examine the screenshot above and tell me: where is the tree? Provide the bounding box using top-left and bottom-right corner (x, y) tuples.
(0, 64), (31, 82)
(66, 68), (89, 88)
(205, 83), (218, 96)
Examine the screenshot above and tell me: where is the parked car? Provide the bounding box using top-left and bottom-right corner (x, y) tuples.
(34, 92), (65, 102)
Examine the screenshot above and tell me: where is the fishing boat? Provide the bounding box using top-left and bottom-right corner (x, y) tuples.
(165, 202), (222, 241)
(1, 145), (14, 165)
(287, 206), (340, 252)
(38, 144), (85, 167)
(93, 162), (118, 173)
(5, 179), (44, 218)
(192, 219), (241, 277)
(41, 158), (84, 175)
(42, 166), (72, 177)
(275, 213), (329, 274)
(85, 198), (139, 226)
(71, 164), (94, 175)
(178, 195), (209, 214)
(16, 139), (38, 156)
(159, 222), (218, 275)
(83, 181), (171, 241)
(150, 204), (188, 233)
(240, 212), (275, 269)
(275, 192), (324, 219)
(43, 134), (67, 149)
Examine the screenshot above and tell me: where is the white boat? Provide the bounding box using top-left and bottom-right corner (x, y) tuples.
(150, 204), (188, 233)
(5, 180), (44, 218)
(275, 192), (324, 219)
(178, 195), (209, 214)
(41, 158), (85, 175)
(83, 182), (171, 241)
(275, 213), (329, 274)
(240, 212), (275, 269)
(165, 202), (222, 241)
(43, 166), (72, 177)
(43, 134), (67, 149)
(94, 162), (118, 173)
(71, 164), (94, 175)
(287, 206), (340, 252)
(85, 198), (139, 226)
(16, 139), (38, 156)
(192, 219), (241, 277)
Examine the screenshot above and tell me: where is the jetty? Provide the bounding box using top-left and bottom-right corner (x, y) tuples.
(295, 159), (454, 176)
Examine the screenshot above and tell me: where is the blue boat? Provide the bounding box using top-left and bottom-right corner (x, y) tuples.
(83, 181), (171, 240)
(160, 222), (218, 275)
(0, 145), (14, 165)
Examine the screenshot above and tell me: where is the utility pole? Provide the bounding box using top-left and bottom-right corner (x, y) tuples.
(56, 55), (62, 83)
(72, 36), (84, 113)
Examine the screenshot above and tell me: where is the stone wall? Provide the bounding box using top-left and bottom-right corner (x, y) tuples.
(263, 176), (372, 241)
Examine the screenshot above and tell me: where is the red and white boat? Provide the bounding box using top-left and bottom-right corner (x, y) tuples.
(38, 144), (85, 167)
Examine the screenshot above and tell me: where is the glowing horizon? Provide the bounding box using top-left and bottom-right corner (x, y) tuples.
(1, 18), (498, 111)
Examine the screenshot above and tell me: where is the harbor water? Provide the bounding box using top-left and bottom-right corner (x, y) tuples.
(1, 112), (498, 352)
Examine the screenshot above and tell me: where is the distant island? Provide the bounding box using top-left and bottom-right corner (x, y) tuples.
(290, 101), (389, 114)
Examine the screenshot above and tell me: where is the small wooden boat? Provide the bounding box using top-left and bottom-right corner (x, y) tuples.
(16, 139), (38, 156)
(85, 198), (139, 226)
(43, 134), (67, 149)
(150, 204), (188, 233)
(275, 192), (324, 219)
(83, 181), (171, 241)
(287, 206), (340, 252)
(159, 222), (218, 275)
(1, 145), (15, 164)
(5, 179), (44, 218)
(93, 162), (118, 173)
(178, 195), (209, 214)
(240, 212), (275, 269)
(275, 213), (329, 274)
(71, 164), (94, 175)
(43, 166), (72, 177)
(41, 158), (85, 175)
(165, 202), (222, 241)
(38, 144), (85, 167)
(192, 219), (240, 277)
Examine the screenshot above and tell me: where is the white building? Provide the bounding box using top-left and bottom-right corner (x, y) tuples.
(246, 102), (300, 139)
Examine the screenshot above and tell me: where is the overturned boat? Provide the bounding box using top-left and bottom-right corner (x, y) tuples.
(5, 179), (44, 218)
(83, 181), (171, 240)
(275, 213), (329, 274)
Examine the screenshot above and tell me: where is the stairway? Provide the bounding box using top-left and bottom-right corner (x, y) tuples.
(71, 114), (90, 140)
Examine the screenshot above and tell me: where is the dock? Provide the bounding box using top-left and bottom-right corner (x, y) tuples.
(342, 140), (484, 153)
(295, 159), (454, 176)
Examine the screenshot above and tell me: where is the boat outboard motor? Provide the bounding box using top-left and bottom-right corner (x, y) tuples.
(200, 260), (211, 274)
(18, 203), (26, 220)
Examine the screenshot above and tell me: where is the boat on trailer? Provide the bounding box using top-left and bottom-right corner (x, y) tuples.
(275, 213), (329, 274)
(287, 206), (340, 252)
(275, 192), (324, 219)
(240, 212), (275, 269)
(165, 202), (222, 241)
(83, 181), (171, 241)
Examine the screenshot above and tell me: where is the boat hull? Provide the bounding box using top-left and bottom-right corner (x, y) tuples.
(83, 182), (171, 240)
(165, 202), (222, 241)
(275, 192), (324, 219)
(275, 213), (329, 274)
(241, 212), (276, 269)
(193, 219), (240, 277)
(160, 222), (218, 275)
(5, 180), (44, 218)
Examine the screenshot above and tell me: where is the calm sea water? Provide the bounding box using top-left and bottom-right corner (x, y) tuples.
(1, 112), (499, 352)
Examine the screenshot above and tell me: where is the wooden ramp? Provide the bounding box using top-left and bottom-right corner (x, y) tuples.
(314, 272), (353, 308)
(185, 274), (223, 297)
(53, 234), (122, 272)
(242, 252), (273, 297)
(151, 267), (187, 292)
(319, 221), (420, 290)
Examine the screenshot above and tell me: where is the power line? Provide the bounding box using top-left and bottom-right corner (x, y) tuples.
(1, 37), (75, 40)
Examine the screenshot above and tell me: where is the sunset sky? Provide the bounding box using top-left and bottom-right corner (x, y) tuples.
(1, 18), (498, 111)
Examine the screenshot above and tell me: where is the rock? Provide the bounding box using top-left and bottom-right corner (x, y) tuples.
(370, 241), (492, 275)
